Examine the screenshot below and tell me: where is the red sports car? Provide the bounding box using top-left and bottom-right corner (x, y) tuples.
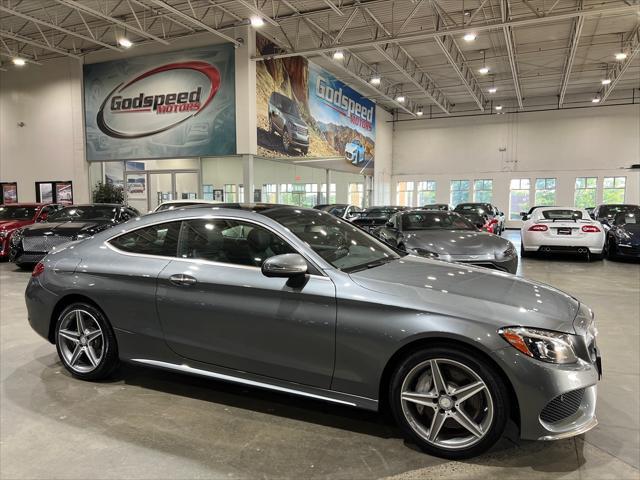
(0, 204), (63, 258)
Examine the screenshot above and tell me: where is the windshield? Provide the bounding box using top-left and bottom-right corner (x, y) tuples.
(423, 204), (448, 211)
(318, 205), (347, 216)
(599, 205), (637, 220)
(541, 209), (583, 220)
(358, 208), (402, 219)
(264, 208), (401, 273)
(401, 212), (476, 231)
(614, 208), (640, 225)
(454, 204), (489, 215)
(0, 206), (37, 220)
(48, 206), (117, 222)
(281, 97), (301, 117)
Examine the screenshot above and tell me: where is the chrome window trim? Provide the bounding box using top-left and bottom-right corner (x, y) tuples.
(105, 214), (330, 279)
(130, 358), (372, 407)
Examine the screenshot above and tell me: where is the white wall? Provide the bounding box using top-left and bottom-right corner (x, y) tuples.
(0, 57), (88, 203)
(374, 105), (393, 205)
(392, 104), (640, 226)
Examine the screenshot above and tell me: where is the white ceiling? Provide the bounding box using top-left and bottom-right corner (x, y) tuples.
(1, 0), (638, 117)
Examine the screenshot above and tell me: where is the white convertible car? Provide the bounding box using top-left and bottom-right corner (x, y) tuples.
(521, 207), (605, 260)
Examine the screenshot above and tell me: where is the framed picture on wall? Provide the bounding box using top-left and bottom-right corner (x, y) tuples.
(38, 183), (54, 204)
(36, 181), (74, 204)
(56, 182), (74, 204)
(1, 183), (18, 204)
(213, 189), (223, 202)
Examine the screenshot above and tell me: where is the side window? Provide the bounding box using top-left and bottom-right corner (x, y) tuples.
(178, 219), (295, 267)
(109, 222), (181, 257)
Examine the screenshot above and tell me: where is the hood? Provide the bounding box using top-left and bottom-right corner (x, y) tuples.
(403, 230), (511, 257)
(350, 255), (580, 333)
(0, 219), (33, 231)
(616, 223), (640, 244)
(22, 221), (113, 237)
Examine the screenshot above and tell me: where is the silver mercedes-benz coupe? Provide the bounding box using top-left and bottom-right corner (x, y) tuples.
(25, 204), (601, 459)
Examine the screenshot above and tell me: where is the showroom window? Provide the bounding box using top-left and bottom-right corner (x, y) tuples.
(304, 183), (319, 207)
(320, 183), (337, 204)
(450, 180), (470, 206)
(109, 222), (181, 257)
(279, 183), (316, 207)
(224, 184), (238, 202)
(603, 176), (626, 203)
(178, 219), (294, 267)
(509, 178), (531, 220)
(262, 184), (278, 203)
(349, 183), (364, 207)
(416, 181), (436, 206)
(574, 177), (597, 208)
(535, 178), (556, 206)
(473, 179), (493, 203)
(396, 181), (414, 206)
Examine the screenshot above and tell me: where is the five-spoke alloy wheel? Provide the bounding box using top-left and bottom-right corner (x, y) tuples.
(390, 347), (509, 459)
(55, 302), (118, 380)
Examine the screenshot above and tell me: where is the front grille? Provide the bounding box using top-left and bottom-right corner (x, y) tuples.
(22, 235), (73, 252)
(540, 388), (585, 424)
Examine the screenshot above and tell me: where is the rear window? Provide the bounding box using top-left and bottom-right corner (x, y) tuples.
(541, 210), (583, 220)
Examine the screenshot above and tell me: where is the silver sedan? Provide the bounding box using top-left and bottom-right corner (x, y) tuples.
(25, 204), (601, 459)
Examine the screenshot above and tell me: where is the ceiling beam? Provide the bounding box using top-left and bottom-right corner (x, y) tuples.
(253, 4), (639, 60)
(146, 0), (240, 45)
(321, 0), (344, 16)
(501, 1), (524, 110)
(55, 0), (170, 45)
(0, 30), (81, 59)
(0, 5), (121, 52)
(600, 25), (640, 103)
(558, 15), (585, 107)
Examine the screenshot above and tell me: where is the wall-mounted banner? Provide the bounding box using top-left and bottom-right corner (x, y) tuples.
(84, 44), (236, 161)
(256, 36), (375, 174)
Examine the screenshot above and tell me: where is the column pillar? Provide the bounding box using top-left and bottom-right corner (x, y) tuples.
(242, 154), (254, 203)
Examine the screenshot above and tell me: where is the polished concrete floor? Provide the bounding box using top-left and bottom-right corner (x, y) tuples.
(1, 231), (638, 479)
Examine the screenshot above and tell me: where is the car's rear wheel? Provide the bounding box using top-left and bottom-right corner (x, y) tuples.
(389, 347), (509, 459)
(606, 237), (617, 260)
(55, 302), (119, 381)
(520, 243), (532, 258)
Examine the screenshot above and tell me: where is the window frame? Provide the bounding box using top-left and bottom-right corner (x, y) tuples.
(574, 176), (598, 208)
(473, 179), (493, 203)
(509, 178), (531, 221)
(534, 177), (557, 206)
(416, 180), (437, 206)
(106, 215), (327, 276)
(450, 180), (471, 206)
(602, 176), (626, 203)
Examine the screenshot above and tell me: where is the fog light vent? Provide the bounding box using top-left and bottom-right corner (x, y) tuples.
(540, 388), (584, 424)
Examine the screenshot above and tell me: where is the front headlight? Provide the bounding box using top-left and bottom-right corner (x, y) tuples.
(496, 243), (516, 259)
(615, 229), (632, 243)
(10, 229), (23, 247)
(498, 327), (578, 364)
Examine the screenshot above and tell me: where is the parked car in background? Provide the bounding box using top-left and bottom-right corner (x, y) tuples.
(153, 200), (220, 213)
(520, 207), (605, 260)
(373, 210), (518, 273)
(10, 204), (139, 269)
(26, 204), (601, 459)
(0, 204), (63, 259)
(454, 203), (505, 235)
(268, 92), (309, 155)
(314, 204), (363, 220)
(345, 139), (365, 165)
(422, 203), (452, 211)
(350, 206), (409, 232)
(520, 206), (556, 221)
(602, 206), (640, 259)
(592, 204), (639, 225)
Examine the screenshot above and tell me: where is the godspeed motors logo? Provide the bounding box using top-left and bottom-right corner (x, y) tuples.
(97, 61), (220, 139)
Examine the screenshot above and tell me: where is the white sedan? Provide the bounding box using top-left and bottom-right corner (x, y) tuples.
(521, 207), (605, 260)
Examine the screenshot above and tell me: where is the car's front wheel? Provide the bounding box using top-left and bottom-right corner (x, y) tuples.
(389, 347), (509, 459)
(282, 129), (292, 152)
(55, 302), (119, 381)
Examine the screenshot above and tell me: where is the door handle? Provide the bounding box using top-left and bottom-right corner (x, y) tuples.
(169, 274), (197, 286)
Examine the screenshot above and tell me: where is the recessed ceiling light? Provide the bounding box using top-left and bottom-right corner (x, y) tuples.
(370, 76), (381, 86)
(463, 33), (477, 42)
(592, 97), (601, 103)
(250, 16), (264, 27)
(396, 95), (405, 103)
(601, 78), (611, 85)
(478, 66), (489, 75)
(615, 52), (627, 60)
(495, 105), (503, 111)
(118, 38), (133, 48)
(333, 50), (344, 60)
(12, 57), (26, 66)
(488, 87), (497, 93)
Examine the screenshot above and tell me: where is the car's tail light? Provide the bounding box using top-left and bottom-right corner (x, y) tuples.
(581, 225), (601, 233)
(32, 262), (45, 277)
(528, 224), (548, 231)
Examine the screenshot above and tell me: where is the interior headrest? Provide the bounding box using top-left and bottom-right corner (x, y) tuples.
(247, 228), (271, 251)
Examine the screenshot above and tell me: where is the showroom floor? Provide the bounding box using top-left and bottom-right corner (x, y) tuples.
(1, 231), (638, 480)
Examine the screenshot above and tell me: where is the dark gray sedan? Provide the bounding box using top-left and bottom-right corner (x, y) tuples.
(375, 210), (518, 274)
(25, 204), (600, 459)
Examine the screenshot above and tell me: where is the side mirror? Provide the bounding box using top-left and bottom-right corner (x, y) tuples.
(519, 211), (527, 217)
(262, 253), (308, 278)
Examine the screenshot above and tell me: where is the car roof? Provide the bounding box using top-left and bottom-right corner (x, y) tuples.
(0, 203), (46, 207)
(59, 203), (122, 208)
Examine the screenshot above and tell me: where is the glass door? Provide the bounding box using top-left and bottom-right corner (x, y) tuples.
(149, 173), (173, 212)
(174, 172), (200, 201)
(126, 172), (149, 213)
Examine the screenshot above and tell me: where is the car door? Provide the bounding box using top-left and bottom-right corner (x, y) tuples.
(156, 216), (337, 389)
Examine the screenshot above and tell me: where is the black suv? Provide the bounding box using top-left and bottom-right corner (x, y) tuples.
(268, 92), (310, 155)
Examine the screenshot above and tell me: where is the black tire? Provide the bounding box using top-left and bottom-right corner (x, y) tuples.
(282, 128), (292, 152)
(606, 238), (617, 260)
(54, 302), (119, 381)
(520, 243), (532, 258)
(589, 252), (603, 261)
(389, 347), (509, 460)
(301, 147), (309, 155)
(269, 117), (274, 134)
